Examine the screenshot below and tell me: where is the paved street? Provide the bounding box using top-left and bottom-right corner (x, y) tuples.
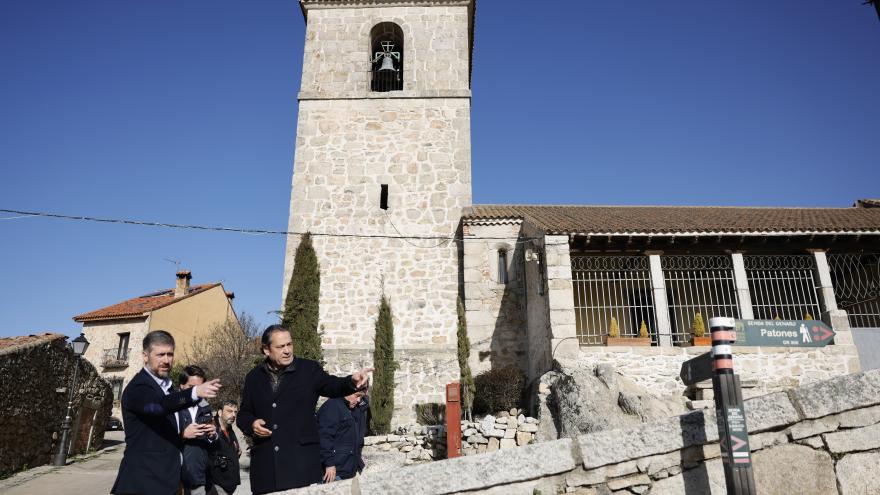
(0, 432), (253, 494)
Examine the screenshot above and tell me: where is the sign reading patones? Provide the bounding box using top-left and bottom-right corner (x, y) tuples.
(734, 319), (835, 347)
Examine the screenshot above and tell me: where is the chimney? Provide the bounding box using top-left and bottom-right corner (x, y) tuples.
(175, 270), (192, 298)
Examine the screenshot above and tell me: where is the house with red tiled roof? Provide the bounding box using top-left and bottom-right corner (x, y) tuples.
(73, 271), (238, 420)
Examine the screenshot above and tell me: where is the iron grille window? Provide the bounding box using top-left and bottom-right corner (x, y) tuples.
(744, 255), (821, 321)
(571, 256), (657, 345)
(662, 255), (741, 345)
(828, 253), (880, 328)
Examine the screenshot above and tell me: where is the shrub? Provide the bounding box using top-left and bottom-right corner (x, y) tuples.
(473, 367), (525, 416)
(638, 320), (649, 338)
(282, 232), (323, 364)
(370, 295), (398, 434)
(608, 317), (620, 338)
(692, 312), (706, 338)
(456, 297), (475, 417)
(415, 403), (446, 426)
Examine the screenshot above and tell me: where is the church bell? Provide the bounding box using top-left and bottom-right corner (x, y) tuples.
(379, 55), (396, 72)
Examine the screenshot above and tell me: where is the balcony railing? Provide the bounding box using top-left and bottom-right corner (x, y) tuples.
(102, 348), (130, 369)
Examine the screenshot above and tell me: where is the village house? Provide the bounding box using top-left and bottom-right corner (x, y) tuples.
(73, 271), (239, 420)
(282, 0), (880, 424)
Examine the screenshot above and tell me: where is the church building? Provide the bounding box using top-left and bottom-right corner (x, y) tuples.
(284, 0), (880, 424)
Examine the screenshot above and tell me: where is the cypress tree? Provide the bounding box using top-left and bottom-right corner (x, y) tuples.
(282, 232), (323, 364)
(457, 297), (475, 418)
(370, 295), (398, 434)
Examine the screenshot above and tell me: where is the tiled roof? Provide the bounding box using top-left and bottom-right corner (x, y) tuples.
(0, 333), (65, 355)
(463, 204), (880, 236)
(73, 284), (220, 322)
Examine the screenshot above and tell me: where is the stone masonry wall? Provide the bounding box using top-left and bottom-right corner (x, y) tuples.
(0, 333), (113, 476)
(573, 341), (861, 399)
(81, 317), (148, 420)
(280, 368), (880, 494)
(283, 2), (474, 426)
(298, 4), (471, 98)
(462, 222), (527, 375)
(323, 348), (459, 426)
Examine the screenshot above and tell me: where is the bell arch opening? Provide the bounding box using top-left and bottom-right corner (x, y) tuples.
(370, 22), (404, 92)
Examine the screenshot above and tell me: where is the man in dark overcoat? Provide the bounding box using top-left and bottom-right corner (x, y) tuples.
(112, 330), (221, 495)
(237, 325), (371, 494)
(317, 391), (369, 482)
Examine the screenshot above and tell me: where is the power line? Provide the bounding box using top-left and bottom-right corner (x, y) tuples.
(0, 208), (538, 245)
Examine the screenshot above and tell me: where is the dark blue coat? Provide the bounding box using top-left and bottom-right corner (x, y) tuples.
(112, 368), (199, 495)
(179, 401), (215, 489)
(237, 358), (356, 494)
(317, 397), (368, 479)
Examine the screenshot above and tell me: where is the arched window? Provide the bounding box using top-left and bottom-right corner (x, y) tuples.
(497, 249), (509, 285)
(370, 22), (404, 92)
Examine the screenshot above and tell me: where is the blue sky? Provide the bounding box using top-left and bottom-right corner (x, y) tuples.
(1, 1), (878, 339)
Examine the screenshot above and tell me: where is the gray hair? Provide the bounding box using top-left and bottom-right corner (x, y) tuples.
(142, 330), (175, 352)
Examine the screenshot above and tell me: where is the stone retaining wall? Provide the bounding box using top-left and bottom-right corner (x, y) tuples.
(281, 368), (880, 494)
(0, 333), (113, 476)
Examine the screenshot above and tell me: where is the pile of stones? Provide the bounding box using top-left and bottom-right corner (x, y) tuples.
(460, 408), (540, 456)
(363, 424), (446, 465)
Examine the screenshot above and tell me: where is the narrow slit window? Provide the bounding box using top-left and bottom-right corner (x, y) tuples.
(380, 184), (389, 210)
(498, 249), (508, 284)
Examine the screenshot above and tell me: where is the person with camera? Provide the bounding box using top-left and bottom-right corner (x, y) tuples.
(208, 400), (241, 495)
(179, 365), (218, 495)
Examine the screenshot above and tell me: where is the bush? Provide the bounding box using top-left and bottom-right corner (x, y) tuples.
(415, 403), (446, 426)
(473, 367), (525, 416)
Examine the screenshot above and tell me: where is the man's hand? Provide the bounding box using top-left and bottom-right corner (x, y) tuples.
(195, 379), (222, 399)
(182, 423), (213, 440)
(352, 368), (374, 390)
(252, 419), (273, 438)
(323, 466), (337, 483)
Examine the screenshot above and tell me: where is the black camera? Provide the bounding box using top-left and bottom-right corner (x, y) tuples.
(213, 455), (229, 470)
(197, 412), (214, 425)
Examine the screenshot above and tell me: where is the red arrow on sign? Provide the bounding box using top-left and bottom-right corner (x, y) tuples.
(730, 434), (748, 452)
(811, 325), (834, 342)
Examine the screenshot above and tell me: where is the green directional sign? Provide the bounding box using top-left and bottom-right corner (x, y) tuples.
(734, 319), (835, 347)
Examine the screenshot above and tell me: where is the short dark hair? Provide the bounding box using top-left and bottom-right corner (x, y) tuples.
(261, 324), (289, 348)
(143, 330), (175, 352)
(220, 400), (238, 410)
(178, 365), (206, 385)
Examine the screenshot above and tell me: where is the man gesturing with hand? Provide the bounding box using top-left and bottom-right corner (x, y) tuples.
(112, 330), (221, 495)
(238, 325), (372, 493)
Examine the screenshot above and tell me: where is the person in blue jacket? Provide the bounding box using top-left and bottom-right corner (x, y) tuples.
(317, 389), (369, 483)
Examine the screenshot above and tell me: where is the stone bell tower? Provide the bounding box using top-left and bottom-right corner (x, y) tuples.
(283, 0), (474, 424)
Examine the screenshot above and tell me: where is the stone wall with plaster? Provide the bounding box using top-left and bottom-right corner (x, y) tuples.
(461, 222), (527, 375)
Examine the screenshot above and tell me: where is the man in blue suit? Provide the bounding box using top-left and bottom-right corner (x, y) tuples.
(112, 330), (221, 495)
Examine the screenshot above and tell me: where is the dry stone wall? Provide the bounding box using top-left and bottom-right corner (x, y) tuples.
(279, 368), (880, 494)
(0, 333), (112, 476)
